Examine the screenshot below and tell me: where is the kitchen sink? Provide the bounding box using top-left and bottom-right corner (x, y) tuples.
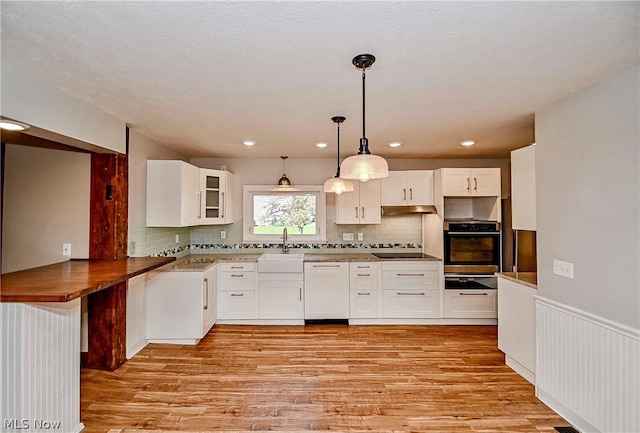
(257, 253), (304, 273)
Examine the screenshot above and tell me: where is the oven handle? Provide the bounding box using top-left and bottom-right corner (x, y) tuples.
(445, 231), (500, 235)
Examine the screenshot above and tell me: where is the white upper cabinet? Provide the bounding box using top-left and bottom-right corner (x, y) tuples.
(335, 179), (381, 224)
(441, 168), (501, 197)
(510, 145), (536, 230)
(381, 170), (434, 206)
(146, 161), (234, 227)
(146, 160), (199, 227)
(199, 169), (234, 225)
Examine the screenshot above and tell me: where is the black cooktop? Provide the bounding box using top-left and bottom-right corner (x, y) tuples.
(372, 252), (425, 259)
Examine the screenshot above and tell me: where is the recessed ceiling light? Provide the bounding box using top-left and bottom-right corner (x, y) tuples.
(388, 142), (402, 148)
(315, 142), (329, 148)
(0, 120), (30, 131)
(460, 139), (476, 147)
(242, 139), (256, 146)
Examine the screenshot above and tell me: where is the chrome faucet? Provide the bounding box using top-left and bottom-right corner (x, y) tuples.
(282, 227), (289, 254)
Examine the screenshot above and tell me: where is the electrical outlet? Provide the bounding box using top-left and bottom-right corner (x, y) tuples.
(129, 241), (136, 255)
(357, 233), (363, 241)
(62, 243), (71, 256)
(221, 230), (226, 240)
(553, 259), (574, 279)
(175, 234), (180, 243)
(343, 233), (354, 241)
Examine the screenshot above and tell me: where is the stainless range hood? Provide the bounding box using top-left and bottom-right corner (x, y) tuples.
(381, 205), (437, 216)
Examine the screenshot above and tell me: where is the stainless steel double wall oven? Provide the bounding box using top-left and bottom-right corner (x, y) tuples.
(443, 220), (501, 290)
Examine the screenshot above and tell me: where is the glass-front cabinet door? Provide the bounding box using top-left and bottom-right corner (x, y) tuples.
(199, 169), (234, 225)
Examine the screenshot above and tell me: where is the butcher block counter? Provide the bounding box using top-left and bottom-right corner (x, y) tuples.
(1, 257), (175, 302)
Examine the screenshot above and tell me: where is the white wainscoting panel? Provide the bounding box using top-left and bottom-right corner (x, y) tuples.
(536, 297), (640, 433)
(126, 274), (148, 358)
(1, 300), (84, 433)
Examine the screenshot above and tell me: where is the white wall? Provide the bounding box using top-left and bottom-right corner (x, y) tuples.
(536, 65), (639, 329)
(128, 129), (188, 227)
(1, 62), (126, 154)
(2, 145), (90, 273)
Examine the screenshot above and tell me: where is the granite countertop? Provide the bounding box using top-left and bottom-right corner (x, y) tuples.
(163, 252), (441, 271)
(496, 272), (537, 289)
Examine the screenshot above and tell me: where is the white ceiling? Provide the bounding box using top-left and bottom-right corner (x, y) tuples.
(2, 1), (638, 159)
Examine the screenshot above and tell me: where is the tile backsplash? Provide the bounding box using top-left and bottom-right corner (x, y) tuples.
(129, 215), (422, 257)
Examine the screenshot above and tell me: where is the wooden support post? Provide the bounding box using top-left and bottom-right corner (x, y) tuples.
(85, 152), (129, 371)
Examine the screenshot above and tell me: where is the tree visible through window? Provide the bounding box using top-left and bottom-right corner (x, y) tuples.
(243, 185), (326, 243)
(254, 194), (316, 235)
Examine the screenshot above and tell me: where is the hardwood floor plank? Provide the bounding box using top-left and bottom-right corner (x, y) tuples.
(81, 325), (568, 432)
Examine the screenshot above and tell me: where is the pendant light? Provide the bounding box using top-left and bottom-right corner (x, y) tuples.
(340, 54), (389, 182)
(323, 116), (354, 195)
(277, 156), (291, 187)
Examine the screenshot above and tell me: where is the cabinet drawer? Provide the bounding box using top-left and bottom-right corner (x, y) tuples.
(382, 289), (439, 318)
(381, 261), (439, 272)
(218, 262), (255, 272)
(444, 289), (497, 318)
(218, 290), (255, 319)
(349, 262), (381, 290)
(349, 289), (380, 319)
(382, 270), (439, 290)
(219, 271), (255, 291)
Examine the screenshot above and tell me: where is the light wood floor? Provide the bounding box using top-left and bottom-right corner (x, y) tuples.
(81, 325), (568, 432)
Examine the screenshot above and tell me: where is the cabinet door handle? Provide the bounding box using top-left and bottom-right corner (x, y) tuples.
(474, 178), (478, 191)
(313, 264), (341, 268)
(231, 274), (244, 277)
(357, 292), (371, 296)
(466, 178), (470, 191)
(459, 292), (489, 296)
(397, 292), (425, 296)
(361, 207), (365, 219)
(230, 293), (244, 297)
(198, 190), (203, 218)
(203, 278), (209, 310)
(230, 266), (244, 269)
(409, 188), (413, 200)
(403, 188), (406, 200)
(357, 265), (370, 269)
(299, 288), (302, 301)
(396, 273), (425, 277)
(357, 273), (370, 277)
(221, 191), (225, 218)
(355, 206), (358, 219)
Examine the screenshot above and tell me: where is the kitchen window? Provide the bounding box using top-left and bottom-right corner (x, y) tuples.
(242, 185), (326, 243)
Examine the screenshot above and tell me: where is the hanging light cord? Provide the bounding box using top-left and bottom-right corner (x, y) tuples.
(361, 67), (366, 140)
(335, 121), (342, 177)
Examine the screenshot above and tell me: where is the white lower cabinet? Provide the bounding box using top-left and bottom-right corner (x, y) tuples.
(444, 289), (497, 319)
(349, 262), (381, 318)
(146, 264), (217, 344)
(257, 273), (304, 319)
(381, 261), (441, 318)
(304, 262), (349, 319)
(218, 262), (256, 320)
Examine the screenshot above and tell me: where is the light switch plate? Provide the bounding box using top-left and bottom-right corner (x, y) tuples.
(221, 230), (226, 239)
(175, 234), (180, 243)
(553, 259), (574, 279)
(62, 243), (71, 256)
(357, 233), (364, 241)
(343, 233), (354, 241)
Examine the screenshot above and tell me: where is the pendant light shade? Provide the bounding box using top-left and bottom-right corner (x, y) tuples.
(324, 116), (354, 195)
(340, 54), (389, 182)
(277, 156), (291, 187)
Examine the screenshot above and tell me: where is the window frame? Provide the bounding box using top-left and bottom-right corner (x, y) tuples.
(242, 185), (327, 243)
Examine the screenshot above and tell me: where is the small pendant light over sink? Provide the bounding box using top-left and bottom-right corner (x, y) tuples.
(277, 156), (291, 187)
(340, 54), (389, 182)
(324, 116), (354, 195)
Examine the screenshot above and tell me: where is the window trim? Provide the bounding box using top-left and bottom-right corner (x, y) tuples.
(242, 185), (327, 243)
